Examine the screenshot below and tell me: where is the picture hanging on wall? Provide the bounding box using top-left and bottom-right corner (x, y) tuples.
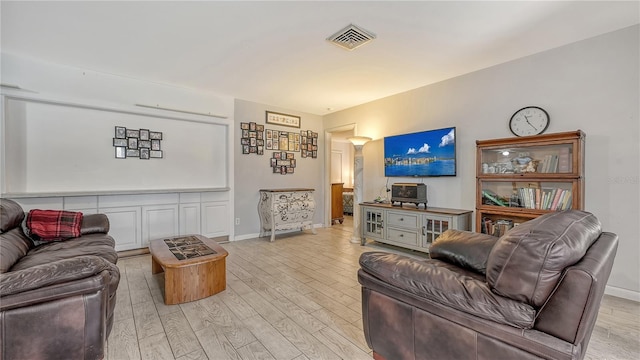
(300, 130), (318, 158)
(114, 126), (163, 159)
(265, 111), (301, 128)
(270, 151), (296, 175)
(240, 122), (264, 155)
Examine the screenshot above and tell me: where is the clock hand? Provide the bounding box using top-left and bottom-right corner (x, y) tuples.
(524, 115), (537, 130)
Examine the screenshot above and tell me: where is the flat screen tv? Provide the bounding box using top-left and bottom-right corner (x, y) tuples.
(384, 127), (456, 177)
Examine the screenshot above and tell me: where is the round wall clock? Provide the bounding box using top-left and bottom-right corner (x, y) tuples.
(509, 106), (550, 137)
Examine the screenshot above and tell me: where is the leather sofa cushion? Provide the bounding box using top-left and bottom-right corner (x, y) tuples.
(10, 233), (117, 271)
(486, 210), (601, 307)
(80, 214), (110, 235)
(0, 228), (34, 273)
(0, 199), (25, 233)
(360, 252), (536, 328)
(429, 230), (498, 275)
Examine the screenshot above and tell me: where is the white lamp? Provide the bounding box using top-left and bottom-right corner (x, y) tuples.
(348, 136), (372, 244)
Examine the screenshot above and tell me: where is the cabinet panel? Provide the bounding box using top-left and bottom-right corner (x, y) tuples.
(387, 228), (419, 246)
(387, 211), (419, 229)
(423, 215), (451, 247)
(362, 206), (385, 241)
(202, 202), (229, 238)
(100, 206), (141, 251)
(179, 203), (201, 235)
(142, 205), (179, 247)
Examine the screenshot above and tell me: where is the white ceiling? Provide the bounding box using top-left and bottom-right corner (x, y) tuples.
(2, 1), (638, 115)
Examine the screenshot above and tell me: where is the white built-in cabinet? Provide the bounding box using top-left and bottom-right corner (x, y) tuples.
(10, 190), (230, 251)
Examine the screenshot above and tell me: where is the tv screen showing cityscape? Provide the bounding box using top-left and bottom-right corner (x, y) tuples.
(384, 127), (456, 177)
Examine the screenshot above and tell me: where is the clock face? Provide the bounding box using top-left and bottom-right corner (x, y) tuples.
(509, 106), (549, 136)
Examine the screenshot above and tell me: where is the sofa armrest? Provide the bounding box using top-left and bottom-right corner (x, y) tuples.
(0, 255), (117, 298)
(80, 213), (110, 234)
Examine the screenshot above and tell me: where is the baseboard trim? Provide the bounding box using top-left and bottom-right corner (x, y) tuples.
(605, 285), (640, 302)
(233, 223), (323, 242)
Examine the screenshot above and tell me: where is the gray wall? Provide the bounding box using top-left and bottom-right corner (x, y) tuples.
(324, 25), (640, 298)
(234, 99), (325, 239)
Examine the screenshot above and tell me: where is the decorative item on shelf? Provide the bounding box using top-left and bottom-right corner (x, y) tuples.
(240, 122), (264, 155)
(270, 151), (296, 175)
(113, 126), (163, 159)
(522, 160), (540, 173)
(265, 111), (301, 128)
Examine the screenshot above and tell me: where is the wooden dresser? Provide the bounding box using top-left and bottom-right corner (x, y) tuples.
(258, 188), (316, 242)
(331, 183), (344, 224)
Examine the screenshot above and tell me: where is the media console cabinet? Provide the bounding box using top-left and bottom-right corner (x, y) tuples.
(258, 188), (316, 242)
(359, 202), (472, 253)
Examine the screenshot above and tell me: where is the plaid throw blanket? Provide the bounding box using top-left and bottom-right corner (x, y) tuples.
(25, 209), (83, 242)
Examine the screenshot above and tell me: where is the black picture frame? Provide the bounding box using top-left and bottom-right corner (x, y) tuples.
(150, 131), (163, 140)
(150, 150), (163, 158)
(139, 129), (150, 141)
(126, 149), (140, 157)
(113, 138), (127, 147)
(115, 147), (126, 159)
(115, 126), (126, 139)
(140, 148), (150, 159)
(128, 138), (138, 149)
(126, 129), (139, 138)
(266, 111), (301, 128)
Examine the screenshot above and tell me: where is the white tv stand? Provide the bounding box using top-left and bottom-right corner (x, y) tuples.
(360, 202), (472, 253)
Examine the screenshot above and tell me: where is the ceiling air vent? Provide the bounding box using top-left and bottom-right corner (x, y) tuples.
(327, 24), (376, 51)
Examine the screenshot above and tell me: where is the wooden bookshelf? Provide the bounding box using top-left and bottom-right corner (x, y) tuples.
(476, 130), (585, 235)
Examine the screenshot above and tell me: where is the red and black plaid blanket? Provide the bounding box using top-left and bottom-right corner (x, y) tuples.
(25, 209), (83, 242)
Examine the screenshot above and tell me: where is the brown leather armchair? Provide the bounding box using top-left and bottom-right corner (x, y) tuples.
(0, 199), (120, 360)
(358, 210), (618, 360)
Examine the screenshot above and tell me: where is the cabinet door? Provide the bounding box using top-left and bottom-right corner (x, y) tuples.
(422, 215), (451, 247)
(362, 207), (385, 240)
(201, 201), (229, 238)
(142, 204), (179, 248)
(100, 206), (142, 251)
(179, 203), (201, 235)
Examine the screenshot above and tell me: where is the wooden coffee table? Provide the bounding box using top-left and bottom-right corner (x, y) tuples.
(149, 235), (228, 305)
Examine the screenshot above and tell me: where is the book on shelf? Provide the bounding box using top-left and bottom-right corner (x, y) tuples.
(482, 190), (507, 207)
(481, 217), (514, 237)
(514, 187), (572, 210)
(558, 148), (571, 173)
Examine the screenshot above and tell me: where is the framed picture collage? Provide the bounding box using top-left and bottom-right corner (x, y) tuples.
(113, 126), (163, 160)
(240, 114), (318, 175)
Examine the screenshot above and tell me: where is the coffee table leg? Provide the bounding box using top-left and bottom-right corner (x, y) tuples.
(151, 255), (163, 274)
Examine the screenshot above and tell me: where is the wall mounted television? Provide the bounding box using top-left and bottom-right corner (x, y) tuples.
(384, 127), (456, 177)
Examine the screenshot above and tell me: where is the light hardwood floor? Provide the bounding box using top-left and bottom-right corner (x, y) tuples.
(107, 217), (640, 360)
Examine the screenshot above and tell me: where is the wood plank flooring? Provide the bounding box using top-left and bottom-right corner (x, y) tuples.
(107, 217), (640, 360)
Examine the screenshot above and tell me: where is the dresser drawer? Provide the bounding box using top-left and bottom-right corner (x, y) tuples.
(387, 211), (419, 229)
(386, 228), (419, 246)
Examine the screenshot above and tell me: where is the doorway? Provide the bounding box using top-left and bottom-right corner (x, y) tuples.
(324, 125), (355, 228)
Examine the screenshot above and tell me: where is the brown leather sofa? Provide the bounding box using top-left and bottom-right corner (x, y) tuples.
(0, 199), (120, 360)
(358, 210), (618, 360)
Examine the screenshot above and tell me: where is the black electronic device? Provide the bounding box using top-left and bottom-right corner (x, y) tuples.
(391, 183), (427, 207)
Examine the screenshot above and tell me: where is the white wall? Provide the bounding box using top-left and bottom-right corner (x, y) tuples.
(324, 25), (640, 299)
(233, 99), (325, 239)
(1, 52), (236, 238)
